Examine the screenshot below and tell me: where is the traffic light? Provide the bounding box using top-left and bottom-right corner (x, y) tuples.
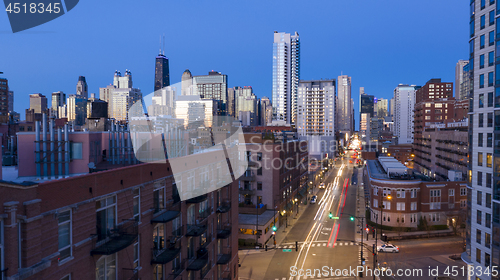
(329, 212), (333, 219)
(272, 225), (277, 233)
(350, 216), (355, 221)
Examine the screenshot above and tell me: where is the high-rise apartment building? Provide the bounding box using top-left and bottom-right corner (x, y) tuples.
(154, 51), (170, 93)
(337, 75), (352, 134)
(260, 96), (272, 126)
(415, 78), (453, 104)
(76, 76), (88, 99)
(29, 93), (47, 113)
(462, 62), (472, 101)
(189, 70), (228, 116)
(297, 79), (336, 159)
(376, 98), (389, 118)
(8, 91), (13, 113)
(234, 86), (259, 126)
(464, 0), (498, 275)
(456, 60), (469, 100)
(394, 85), (418, 144)
(272, 31), (300, 124)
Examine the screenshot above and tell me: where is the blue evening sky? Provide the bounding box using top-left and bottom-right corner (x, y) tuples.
(0, 1), (468, 129)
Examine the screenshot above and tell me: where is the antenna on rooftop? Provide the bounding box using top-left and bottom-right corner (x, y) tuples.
(163, 33), (165, 55)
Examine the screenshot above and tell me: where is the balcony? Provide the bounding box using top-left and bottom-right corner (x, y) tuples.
(166, 260), (186, 280)
(217, 199), (231, 213)
(152, 237), (181, 264)
(217, 224), (232, 239)
(238, 187), (255, 195)
(151, 201), (181, 223)
(187, 220), (208, 236)
(187, 194), (208, 204)
(198, 207), (213, 221)
(91, 219), (138, 256)
(239, 172), (256, 181)
(187, 251), (210, 271)
(217, 247), (232, 265)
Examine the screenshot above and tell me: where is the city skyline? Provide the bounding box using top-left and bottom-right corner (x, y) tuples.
(0, 0), (467, 129)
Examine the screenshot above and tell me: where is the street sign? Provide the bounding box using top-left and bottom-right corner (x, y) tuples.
(283, 249), (292, 252)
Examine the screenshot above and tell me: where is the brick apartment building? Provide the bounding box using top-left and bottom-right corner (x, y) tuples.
(365, 157), (467, 229)
(0, 161), (239, 280)
(238, 133), (309, 245)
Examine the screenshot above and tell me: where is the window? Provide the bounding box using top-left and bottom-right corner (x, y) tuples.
(396, 202), (405, 211)
(153, 186), (165, 213)
(479, 152), (483, 166)
(487, 153), (492, 167)
(480, 35), (485, 49)
(486, 253), (491, 267)
(257, 152), (262, 161)
(411, 189), (417, 198)
(489, 72), (495, 86)
(479, 172), (484, 186)
(461, 187), (466, 196)
(96, 196), (116, 241)
(133, 188), (140, 222)
(383, 201), (390, 210)
(487, 173), (492, 187)
(490, 52), (495, 66)
(477, 229), (482, 244)
(461, 200), (467, 208)
(60, 275), (71, 280)
(411, 202), (417, 211)
(374, 187), (378, 196)
(383, 188), (390, 197)
(96, 254), (116, 280)
(489, 91), (494, 106)
(70, 142), (83, 160)
(481, 0), (486, 9)
(257, 167), (262, 175)
(486, 213), (492, 228)
(479, 113), (484, 127)
(58, 209), (72, 262)
(257, 182), (262, 190)
(491, 10), (496, 25)
(477, 248), (482, 263)
(477, 210), (482, 225)
(480, 94), (485, 107)
(486, 232), (491, 248)
(488, 133), (493, 147)
(425, 116), (431, 120)
(478, 190), (483, 205)
(481, 14), (486, 29)
(449, 189), (455, 196)
(488, 112), (493, 127)
(397, 189), (405, 198)
(471, 20), (475, 37)
(486, 193), (492, 208)
(479, 133), (484, 147)
(373, 199), (378, 208)
(153, 264), (163, 280)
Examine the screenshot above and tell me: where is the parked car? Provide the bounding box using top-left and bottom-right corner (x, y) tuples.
(310, 196), (317, 204)
(377, 243), (399, 253)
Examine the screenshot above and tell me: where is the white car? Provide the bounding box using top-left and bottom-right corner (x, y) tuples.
(378, 243), (399, 253)
(319, 183), (325, 189)
(310, 196), (317, 204)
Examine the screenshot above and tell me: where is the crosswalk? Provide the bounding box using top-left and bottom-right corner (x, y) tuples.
(276, 242), (359, 249)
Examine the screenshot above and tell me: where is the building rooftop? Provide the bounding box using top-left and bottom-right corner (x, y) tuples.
(239, 210), (275, 226)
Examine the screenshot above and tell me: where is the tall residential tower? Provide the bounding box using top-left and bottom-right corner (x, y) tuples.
(337, 75), (352, 135)
(272, 31), (300, 124)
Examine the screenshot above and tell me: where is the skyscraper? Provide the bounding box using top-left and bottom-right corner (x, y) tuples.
(297, 79), (336, 160)
(154, 51), (170, 94)
(29, 93), (47, 113)
(99, 70), (142, 121)
(234, 86), (258, 126)
(272, 31), (300, 124)
(337, 75), (352, 134)
(76, 76), (88, 99)
(465, 0), (497, 274)
(67, 94), (87, 125)
(51, 91), (66, 118)
(0, 76), (9, 119)
(455, 60), (469, 100)
(375, 98), (389, 118)
(393, 84), (418, 144)
(260, 96), (272, 126)
(191, 70), (228, 116)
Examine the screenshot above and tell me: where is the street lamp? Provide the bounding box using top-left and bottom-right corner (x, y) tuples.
(295, 198), (299, 216)
(380, 194), (392, 240)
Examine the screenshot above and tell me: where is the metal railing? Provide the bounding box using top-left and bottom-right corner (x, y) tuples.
(91, 218), (138, 255)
